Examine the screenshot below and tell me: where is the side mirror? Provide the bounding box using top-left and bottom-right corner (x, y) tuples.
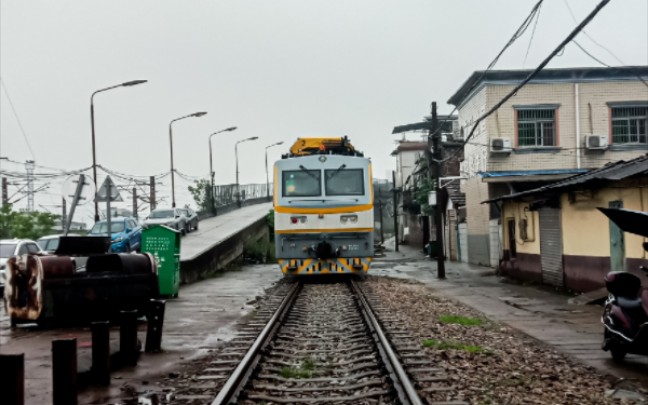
(125, 228), (132, 233)
(643, 242), (648, 252)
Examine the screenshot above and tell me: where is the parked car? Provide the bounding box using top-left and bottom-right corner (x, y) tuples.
(0, 239), (44, 292)
(179, 207), (199, 233)
(36, 234), (88, 270)
(37, 233), (82, 253)
(143, 208), (186, 235)
(88, 217), (142, 253)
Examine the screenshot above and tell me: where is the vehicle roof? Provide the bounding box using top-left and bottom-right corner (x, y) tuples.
(37, 234), (81, 240)
(94, 217), (132, 223)
(0, 239), (37, 244)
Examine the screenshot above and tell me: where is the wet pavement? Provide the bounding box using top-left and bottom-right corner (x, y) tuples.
(0, 262), (282, 405)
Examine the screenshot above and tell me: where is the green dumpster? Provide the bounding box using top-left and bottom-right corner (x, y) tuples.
(141, 225), (181, 297)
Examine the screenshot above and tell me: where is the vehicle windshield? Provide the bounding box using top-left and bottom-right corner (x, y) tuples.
(89, 222), (125, 234)
(0, 244), (17, 258)
(282, 169), (321, 197)
(325, 169), (364, 196)
(150, 210), (174, 219)
(37, 238), (59, 251)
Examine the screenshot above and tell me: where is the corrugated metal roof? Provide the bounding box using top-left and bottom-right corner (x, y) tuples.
(481, 169), (588, 178)
(484, 154), (648, 203)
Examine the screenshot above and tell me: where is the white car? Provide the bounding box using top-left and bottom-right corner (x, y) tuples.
(143, 208), (187, 235)
(0, 239), (44, 291)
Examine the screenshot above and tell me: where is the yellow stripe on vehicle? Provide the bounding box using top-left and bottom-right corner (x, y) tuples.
(274, 204), (373, 214)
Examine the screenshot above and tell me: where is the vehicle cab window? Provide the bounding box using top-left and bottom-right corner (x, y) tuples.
(282, 170), (322, 197)
(18, 244), (29, 255)
(325, 169), (364, 196)
(26, 243), (40, 254)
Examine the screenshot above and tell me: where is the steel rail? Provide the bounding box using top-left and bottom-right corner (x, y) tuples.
(350, 279), (423, 405)
(211, 282), (301, 405)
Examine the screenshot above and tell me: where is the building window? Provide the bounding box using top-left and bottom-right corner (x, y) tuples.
(612, 106), (648, 144)
(517, 108), (556, 147)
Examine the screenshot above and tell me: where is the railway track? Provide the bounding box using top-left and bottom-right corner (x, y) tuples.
(140, 277), (463, 404)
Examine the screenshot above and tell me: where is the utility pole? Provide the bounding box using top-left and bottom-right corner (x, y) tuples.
(149, 176), (156, 211)
(132, 187), (138, 219)
(392, 170), (399, 252)
(1, 177), (8, 206)
(25, 160), (35, 212)
(379, 199), (385, 244)
(61, 198), (67, 229)
(428, 102), (446, 279)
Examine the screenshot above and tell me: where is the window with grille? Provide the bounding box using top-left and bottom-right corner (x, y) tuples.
(517, 108), (556, 147)
(612, 106), (648, 144)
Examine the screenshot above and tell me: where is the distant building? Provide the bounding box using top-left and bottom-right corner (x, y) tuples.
(391, 115), (464, 253)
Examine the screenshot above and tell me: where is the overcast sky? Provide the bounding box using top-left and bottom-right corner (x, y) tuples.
(1, 0), (647, 219)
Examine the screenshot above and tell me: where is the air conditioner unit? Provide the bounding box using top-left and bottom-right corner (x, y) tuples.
(584, 135), (608, 150)
(490, 137), (512, 154)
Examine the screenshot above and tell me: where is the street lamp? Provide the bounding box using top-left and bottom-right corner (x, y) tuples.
(169, 111), (207, 208)
(265, 141), (284, 199)
(235, 136), (259, 207)
(90, 79), (147, 222)
(209, 126), (238, 214)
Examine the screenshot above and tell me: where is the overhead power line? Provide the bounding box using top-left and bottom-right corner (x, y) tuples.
(0, 78), (36, 161)
(563, 0), (626, 65)
(423, 0), (545, 142)
(441, 0), (613, 164)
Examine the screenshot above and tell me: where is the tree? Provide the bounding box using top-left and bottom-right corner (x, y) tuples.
(188, 179), (211, 212)
(0, 204), (58, 240)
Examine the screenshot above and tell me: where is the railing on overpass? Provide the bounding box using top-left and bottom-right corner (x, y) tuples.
(199, 183), (271, 219)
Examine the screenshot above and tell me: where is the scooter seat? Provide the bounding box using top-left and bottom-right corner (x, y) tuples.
(617, 296), (644, 310)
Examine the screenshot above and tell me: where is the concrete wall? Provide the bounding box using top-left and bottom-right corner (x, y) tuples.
(179, 217), (269, 284)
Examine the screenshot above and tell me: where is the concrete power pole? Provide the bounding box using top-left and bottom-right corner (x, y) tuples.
(25, 160), (35, 212)
(132, 187), (138, 219)
(61, 198), (67, 229)
(392, 170), (399, 252)
(1, 177), (8, 206)
(149, 176), (156, 211)
(428, 102), (446, 279)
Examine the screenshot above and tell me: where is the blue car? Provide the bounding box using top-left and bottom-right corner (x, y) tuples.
(88, 217), (142, 253)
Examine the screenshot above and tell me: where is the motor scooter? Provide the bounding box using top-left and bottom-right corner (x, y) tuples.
(599, 207), (648, 361)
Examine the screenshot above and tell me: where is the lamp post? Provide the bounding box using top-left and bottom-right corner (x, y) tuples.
(209, 126), (238, 214)
(235, 136), (259, 207)
(265, 141), (284, 200)
(90, 80), (147, 222)
(169, 112), (207, 208)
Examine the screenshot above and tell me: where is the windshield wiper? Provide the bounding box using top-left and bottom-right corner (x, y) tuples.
(299, 165), (319, 180)
(327, 164), (347, 180)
